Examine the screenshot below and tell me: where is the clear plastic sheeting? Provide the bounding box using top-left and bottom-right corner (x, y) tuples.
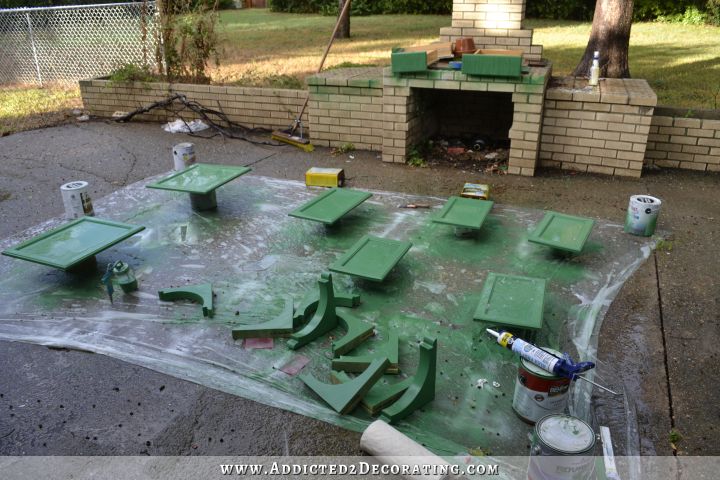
(0, 175), (657, 458)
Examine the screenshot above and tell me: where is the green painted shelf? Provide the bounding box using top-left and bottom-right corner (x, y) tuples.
(1, 217), (145, 270)
(473, 273), (546, 330)
(146, 163), (251, 195)
(289, 188), (372, 225)
(330, 235), (412, 282)
(431, 196), (494, 230)
(528, 211), (595, 253)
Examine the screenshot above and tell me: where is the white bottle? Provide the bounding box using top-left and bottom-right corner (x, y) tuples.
(589, 50), (600, 86)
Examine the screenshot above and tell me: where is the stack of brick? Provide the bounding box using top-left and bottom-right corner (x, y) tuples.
(306, 68), (384, 151)
(539, 77), (657, 178)
(79, 80), (308, 131)
(645, 110), (720, 172)
(439, 0), (543, 60)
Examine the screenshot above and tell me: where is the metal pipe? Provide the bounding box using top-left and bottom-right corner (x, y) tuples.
(25, 12), (42, 86)
(0, 3), (149, 15)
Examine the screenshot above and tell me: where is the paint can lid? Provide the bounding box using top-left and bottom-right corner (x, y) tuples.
(536, 414), (595, 454)
(520, 347), (563, 379)
(60, 181), (89, 191)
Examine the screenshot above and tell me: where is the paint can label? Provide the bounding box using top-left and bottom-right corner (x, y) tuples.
(624, 195), (661, 237)
(513, 365), (570, 424)
(60, 181), (94, 219)
(528, 415), (596, 480)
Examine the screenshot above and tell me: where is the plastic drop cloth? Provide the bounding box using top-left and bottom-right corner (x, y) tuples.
(0, 174), (657, 457)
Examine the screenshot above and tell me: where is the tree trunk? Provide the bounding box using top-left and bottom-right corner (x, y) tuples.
(573, 0), (634, 78)
(336, 0), (351, 39)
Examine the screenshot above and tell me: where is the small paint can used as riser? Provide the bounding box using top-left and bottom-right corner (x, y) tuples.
(528, 414), (597, 480)
(624, 195), (661, 237)
(60, 181), (94, 219)
(173, 142), (196, 171)
(513, 347), (571, 424)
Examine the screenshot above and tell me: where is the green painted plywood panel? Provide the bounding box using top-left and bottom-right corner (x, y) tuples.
(473, 273), (546, 330)
(432, 196), (494, 230)
(288, 188), (372, 225)
(462, 54), (523, 78)
(528, 211), (595, 253)
(391, 51), (428, 73)
(330, 235), (412, 282)
(1, 217), (145, 270)
(146, 163), (251, 195)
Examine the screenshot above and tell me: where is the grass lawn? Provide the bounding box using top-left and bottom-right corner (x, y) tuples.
(0, 85), (82, 136)
(215, 10), (720, 109)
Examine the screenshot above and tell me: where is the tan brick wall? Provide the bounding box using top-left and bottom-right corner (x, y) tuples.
(539, 77), (657, 178)
(79, 80), (308, 131)
(645, 110), (720, 172)
(438, 0), (543, 60)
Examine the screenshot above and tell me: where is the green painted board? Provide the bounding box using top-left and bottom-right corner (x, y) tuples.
(146, 163), (251, 195)
(462, 54), (523, 78)
(1, 217), (145, 270)
(431, 196), (494, 230)
(391, 51), (428, 73)
(329, 235), (412, 282)
(473, 273), (546, 330)
(528, 211), (595, 253)
(289, 189), (372, 225)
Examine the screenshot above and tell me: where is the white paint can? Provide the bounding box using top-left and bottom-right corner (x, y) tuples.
(173, 142), (196, 171)
(513, 347), (571, 424)
(528, 414), (596, 480)
(624, 195), (661, 237)
(60, 181), (94, 219)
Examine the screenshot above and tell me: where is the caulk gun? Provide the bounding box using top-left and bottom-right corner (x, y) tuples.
(486, 328), (619, 395)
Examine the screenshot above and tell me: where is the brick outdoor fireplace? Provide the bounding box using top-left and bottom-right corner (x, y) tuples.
(381, 0), (550, 176)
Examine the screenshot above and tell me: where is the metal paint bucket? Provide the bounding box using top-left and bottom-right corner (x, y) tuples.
(513, 348), (571, 424)
(60, 181), (94, 219)
(528, 414), (596, 480)
(173, 142), (196, 171)
(624, 195), (661, 236)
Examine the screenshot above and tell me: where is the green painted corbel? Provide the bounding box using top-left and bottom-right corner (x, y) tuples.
(300, 358), (389, 414)
(332, 331), (399, 373)
(231, 296), (294, 339)
(287, 273), (339, 350)
(379, 337), (437, 424)
(293, 285), (360, 324)
(332, 370), (413, 416)
(158, 283), (214, 317)
(331, 311), (375, 357)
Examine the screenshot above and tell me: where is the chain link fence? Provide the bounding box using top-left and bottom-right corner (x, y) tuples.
(0, 2), (158, 86)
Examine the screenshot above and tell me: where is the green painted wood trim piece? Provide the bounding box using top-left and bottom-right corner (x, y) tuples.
(391, 51), (428, 74)
(146, 163), (252, 195)
(293, 289), (360, 325)
(331, 311), (375, 357)
(527, 211), (595, 253)
(288, 189), (373, 225)
(332, 331), (400, 374)
(462, 54), (523, 78)
(332, 371), (413, 415)
(300, 358), (389, 414)
(1, 217), (145, 271)
(472, 273), (546, 330)
(158, 283), (214, 318)
(287, 273), (339, 350)
(329, 235), (413, 282)
(231, 296), (294, 339)
(379, 337), (437, 424)
(431, 196), (495, 230)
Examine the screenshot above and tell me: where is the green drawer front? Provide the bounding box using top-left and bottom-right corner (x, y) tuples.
(391, 51), (428, 73)
(461, 54), (522, 78)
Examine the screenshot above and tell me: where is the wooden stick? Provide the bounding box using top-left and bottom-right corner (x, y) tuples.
(289, 0), (353, 135)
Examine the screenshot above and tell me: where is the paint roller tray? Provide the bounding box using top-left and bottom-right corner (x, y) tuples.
(527, 211), (595, 253)
(146, 163), (251, 195)
(473, 273), (546, 329)
(329, 235), (412, 282)
(1, 217), (145, 270)
(289, 188), (372, 225)
(432, 196), (494, 230)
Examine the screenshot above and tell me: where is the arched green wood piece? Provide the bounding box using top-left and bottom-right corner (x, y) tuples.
(231, 296), (294, 340)
(287, 273), (339, 350)
(379, 337), (437, 424)
(331, 311), (375, 357)
(158, 283), (214, 318)
(331, 370), (413, 415)
(332, 330), (399, 373)
(293, 288), (360, 324)
(300, 358), (389, 414)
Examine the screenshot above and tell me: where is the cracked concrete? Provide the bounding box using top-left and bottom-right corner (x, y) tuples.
(0, 120), (718, 457)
